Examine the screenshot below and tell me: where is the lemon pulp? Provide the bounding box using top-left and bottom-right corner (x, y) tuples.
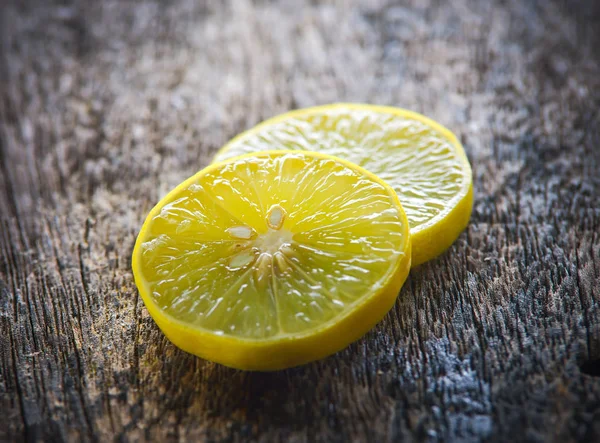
(212, 103), (473, 265)
(132, 151), (411, 370)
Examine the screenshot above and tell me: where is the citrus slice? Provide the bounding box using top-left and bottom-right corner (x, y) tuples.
(212, 104), (473, 266)
(132, 151), (411, 370)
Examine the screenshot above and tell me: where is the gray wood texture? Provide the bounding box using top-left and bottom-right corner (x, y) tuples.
(1, 0), (599, 441)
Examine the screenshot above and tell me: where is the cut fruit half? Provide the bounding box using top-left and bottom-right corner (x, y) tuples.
(212, 103), (473, 266)
(132, 151), (411, 370)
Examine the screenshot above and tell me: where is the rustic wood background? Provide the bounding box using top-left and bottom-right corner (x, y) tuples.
(1, 0), (599, 441)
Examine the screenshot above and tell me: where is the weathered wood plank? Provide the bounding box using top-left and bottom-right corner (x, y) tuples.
(1, 0), (599, 441)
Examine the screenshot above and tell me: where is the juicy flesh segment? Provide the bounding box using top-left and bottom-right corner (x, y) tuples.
(138, 153), (407, 339)
(213, 107), (468, 230)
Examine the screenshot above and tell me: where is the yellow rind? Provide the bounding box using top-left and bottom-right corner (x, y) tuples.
(212, 103), (473, 266)
(132, 150), (412, 371)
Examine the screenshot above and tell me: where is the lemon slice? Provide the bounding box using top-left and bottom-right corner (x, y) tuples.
(132, 151), (411, 370)
(212, 104), (473, 266)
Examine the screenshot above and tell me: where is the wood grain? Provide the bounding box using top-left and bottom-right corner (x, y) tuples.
(1, 0), (599, 441)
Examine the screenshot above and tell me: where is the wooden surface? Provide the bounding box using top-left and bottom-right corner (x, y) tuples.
(1, 0), (599, 441)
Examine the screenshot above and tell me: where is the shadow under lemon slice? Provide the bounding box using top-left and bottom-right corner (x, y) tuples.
(132, 151), (411, 370)
(212, 104), (473, 266)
